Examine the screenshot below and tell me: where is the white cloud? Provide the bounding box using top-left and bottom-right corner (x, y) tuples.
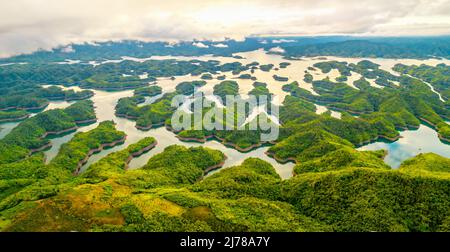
(164, 41), (179, 48)
(212, 43), (228, 48)
(0, 0), (449, 57)
(272, 39), (296, 43)
(268, 46), (285, 53)
(60, 45), (75, 53)
(192, 42), (209, 48)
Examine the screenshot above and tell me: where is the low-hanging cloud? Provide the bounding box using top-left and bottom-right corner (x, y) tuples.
(0, 0), (449, 57)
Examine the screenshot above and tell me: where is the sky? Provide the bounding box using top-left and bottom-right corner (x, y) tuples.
(0, 0), (449, 57)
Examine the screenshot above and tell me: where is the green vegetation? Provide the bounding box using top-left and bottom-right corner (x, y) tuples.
(213, 81), (239, 103)
(259, 64), (274, 72)
(393, 63), (449, 101)
(237, 74), (254, 80)
(303, 73), (313, 83)
(283, 39), (450, 59)
(336, 75), (348, 82)
(0, 58), (252, 111)
(0, 100), (96, 164)
(273, 75), (288, 82)
(200, 73), (213, 80)
(282, 61), (450, 142)
(49, 121), (126, 174)
(38, 86), (94, 101)
(1, 136), (449, 231)
(0, 43), (449, 232)
(400, 153), (450, 174)
(175, 81), (206, 95)
(134, 86), (162, 97)
(282, 167), (450, 231)
(279, 62), (291, 68)
(2, 37), (449, 65)
(116, 92), (177, 129)
(248, 82), (272, 100)
(82, 137), (157, 181)
(0, 85), (93, 112)
(0, 110), (29, 122)
(0, 96), (449, 231)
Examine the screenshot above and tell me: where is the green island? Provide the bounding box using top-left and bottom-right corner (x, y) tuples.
(0, 84), (94, 124)
(273, 75), (289, 82)
(237, 74), (256, 80)
(134, 86), (163, 97)
(200, 73), (213, 80)
(303, 72), (313, 83)
(259, 64), (274, 72)
(0, 110), (29, 122)
(279, 62), (291, 68)
(248, 82), (272, 99)
(212, 80), (240, 103)
(0, 100), (97, 165)
(175, 81), (206, 95)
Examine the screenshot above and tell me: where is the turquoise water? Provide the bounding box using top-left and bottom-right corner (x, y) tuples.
(358, 124), (450, 168)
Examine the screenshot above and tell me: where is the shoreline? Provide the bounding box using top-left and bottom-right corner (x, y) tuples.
(116, 113), (139, 120)
(29, 142), (53, 154)
(204, 157), (227, 174)
(419, 117), (450, 143)
(166, 124), (276, 153)
(0, 114), (30, 123)
(0, 103), (49, 111)
(75, 118), (98, 125)
(73, 136), (127, 175)
(355, 134), (401, 147)
(46, 93), (94, 101)
(135, 121), (165, 131)
(264, 151), (297, 164)
(83, 84), (148, 91)
(20, 118), (98, 156)
(124, 141), (158, 170)
(29, 126), (80, 155)
(40, 126), (78, 139)
(175, 132), (274, 153)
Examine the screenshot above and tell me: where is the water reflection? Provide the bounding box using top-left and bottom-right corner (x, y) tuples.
(358, 124), (450, 168)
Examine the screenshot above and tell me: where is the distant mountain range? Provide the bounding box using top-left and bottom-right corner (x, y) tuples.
(1, 36), (449, 63)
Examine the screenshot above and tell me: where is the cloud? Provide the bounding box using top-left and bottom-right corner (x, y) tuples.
(0, 0), (449, 57)
(272, 39), (296, 43)
(268, 46), (285, 53)
(212, 43), (228, 48)
(192, 42), (209, 48)
(60, 45), (75, 53)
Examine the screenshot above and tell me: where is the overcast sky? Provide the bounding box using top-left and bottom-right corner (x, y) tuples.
(0, 0), (449, 57)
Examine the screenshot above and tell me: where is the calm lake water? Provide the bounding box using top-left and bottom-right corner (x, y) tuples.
(358, 124), (450, 168)
(1, 50), (449, 176)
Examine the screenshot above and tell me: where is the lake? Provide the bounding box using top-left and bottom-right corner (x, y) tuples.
(358, 124), (450, 168)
